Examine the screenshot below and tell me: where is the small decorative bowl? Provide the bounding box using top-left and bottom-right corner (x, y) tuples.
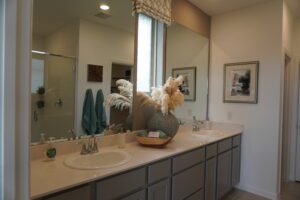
(135, 136), (171, 148)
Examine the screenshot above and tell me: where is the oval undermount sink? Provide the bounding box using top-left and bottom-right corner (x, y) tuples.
(64, 150), (131, 170)
(192, 130), (224, 137)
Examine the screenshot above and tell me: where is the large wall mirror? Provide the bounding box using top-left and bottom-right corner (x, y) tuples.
(165, 23), (209, 122)
(31, 0), (135, 143)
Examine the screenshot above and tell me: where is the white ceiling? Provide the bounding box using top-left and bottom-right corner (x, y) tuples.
(33, 0), (134, 37)
(188, 0), (271, 16)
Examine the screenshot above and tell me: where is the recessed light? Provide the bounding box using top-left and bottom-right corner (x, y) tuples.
(100, 3), (110, 11)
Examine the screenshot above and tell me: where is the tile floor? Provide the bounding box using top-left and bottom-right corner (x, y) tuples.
(223, 182), (300, 200)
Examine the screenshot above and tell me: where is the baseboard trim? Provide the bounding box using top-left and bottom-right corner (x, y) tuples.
(235, 184), (279, 200)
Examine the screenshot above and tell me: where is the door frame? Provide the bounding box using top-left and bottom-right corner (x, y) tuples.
(0, 0), (4, 197)
(281, 54), (292, 182)
(296, 61), (300, 181)
(2, 0), (31, 199)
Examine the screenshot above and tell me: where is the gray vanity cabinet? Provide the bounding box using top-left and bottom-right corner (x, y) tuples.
(216, 150), (232, 199)
(148, 179), (170, 200)
(37, 134), (242, 200)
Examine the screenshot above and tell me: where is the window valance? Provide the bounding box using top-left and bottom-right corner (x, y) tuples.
(133, 0), (172, 25)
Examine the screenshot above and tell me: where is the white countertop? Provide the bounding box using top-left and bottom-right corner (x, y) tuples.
(31, 123), (243, 199)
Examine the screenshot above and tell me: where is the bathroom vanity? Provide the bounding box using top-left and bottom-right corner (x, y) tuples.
(31, 124), (242, 200)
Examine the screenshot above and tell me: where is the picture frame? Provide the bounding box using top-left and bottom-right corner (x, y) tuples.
(87, 64), (103, 82)
(172, 67), (196, 101)
(223, 61), (259, 104)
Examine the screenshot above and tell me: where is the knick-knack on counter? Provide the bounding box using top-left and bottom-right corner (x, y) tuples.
(45, 137), (56, 161)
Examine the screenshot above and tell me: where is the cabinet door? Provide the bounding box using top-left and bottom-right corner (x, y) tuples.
(205, 157), (217, 200)
(232, 146), (241, 186)
(148, 179), (170, 200)
(217, 150), (232, 199)
(172, 163), (204, 200)
(44, 185), (92, 200)
(121, 190), (146, 200)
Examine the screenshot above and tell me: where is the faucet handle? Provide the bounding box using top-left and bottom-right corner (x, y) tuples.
(80, 142), (89, 155)
(88, 135), (98, 153)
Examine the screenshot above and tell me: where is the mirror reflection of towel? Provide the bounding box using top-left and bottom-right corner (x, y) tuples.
(95, 89), (107, 134)
(82, 89), (97, 135)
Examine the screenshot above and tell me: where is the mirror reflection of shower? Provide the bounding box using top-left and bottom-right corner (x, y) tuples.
(31, 50), (76, 143)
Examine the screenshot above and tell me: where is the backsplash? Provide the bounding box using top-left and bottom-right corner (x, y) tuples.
(30, 132), (136, 160)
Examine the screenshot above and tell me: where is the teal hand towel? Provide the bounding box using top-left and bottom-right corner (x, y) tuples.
(95, 89), (107, 134)
(82, 89), (97, 135)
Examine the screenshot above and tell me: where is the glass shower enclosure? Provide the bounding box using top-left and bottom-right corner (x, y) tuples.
(31, 51), (76, 143)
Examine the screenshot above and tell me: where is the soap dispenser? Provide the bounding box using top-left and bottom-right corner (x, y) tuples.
(45, 137), (56, 161)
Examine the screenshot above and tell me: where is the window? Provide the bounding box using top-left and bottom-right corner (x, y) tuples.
(31, 58), (45, 93)
(136, 14), (165, 92)
(137, 14), (152, 92)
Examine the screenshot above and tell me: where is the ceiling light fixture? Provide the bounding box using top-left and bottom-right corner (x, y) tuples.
(99, 3), (110, 11)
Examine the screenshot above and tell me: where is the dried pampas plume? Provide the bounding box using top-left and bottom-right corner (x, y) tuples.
(105, 79), (133, 111)
(151, 75), (184, 115)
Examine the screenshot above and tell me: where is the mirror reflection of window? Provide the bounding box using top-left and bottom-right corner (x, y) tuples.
(31, 58), (44, 93)
(137, 14), (165, 93)
(137, 14), (153, 92)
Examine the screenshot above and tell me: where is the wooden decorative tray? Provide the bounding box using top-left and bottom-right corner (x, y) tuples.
(135, 136), (171, 148)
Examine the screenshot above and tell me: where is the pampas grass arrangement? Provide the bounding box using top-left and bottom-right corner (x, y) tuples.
(105, 76), (184, 116)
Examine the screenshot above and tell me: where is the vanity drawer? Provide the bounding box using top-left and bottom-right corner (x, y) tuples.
(218, 138), (232, 153)
(121, 190), (146, 200)
(172, 148), (205, 174)
(206, 143), (217, 159)
(96, 167), (146, 200)
(148, 159), (171, 184)
(233, 135), (241, 147)
(172, 163), (205, 200)
(43, 185), (92, 200)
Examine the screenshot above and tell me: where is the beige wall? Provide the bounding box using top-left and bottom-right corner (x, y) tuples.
(32, 35), (45, 51)
(166, 24), (209, 121)
(294, 19), (300, 56)
(172, 0), (211, 38)
(76, 19), (134, 135)
(209, 0), (283, 198)
(45, 22), (78, 56)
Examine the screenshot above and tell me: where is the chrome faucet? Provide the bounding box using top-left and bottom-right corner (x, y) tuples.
(192, 116), (202, 132)
(80, 135), (99, 155)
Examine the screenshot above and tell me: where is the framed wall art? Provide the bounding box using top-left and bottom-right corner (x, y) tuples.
(172, 67), (196, 101)
(223, 61), (259, 103)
